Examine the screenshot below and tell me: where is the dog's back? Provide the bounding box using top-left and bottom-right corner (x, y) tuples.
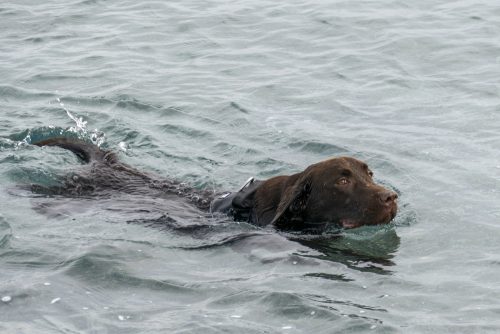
(33, 137), (214, 210)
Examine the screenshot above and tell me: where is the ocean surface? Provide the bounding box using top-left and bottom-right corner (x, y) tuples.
(1, 0), (499, 333)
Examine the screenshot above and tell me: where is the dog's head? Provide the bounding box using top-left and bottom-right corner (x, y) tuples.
(255, 157), (398, 230)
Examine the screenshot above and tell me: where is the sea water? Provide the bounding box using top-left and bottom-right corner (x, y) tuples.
(1, 0), (499, 333)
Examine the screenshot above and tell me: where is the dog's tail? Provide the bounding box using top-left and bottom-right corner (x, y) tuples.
(33, 137), (116, 163)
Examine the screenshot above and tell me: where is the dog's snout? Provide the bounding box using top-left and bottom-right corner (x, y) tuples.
(379, 190), (398, 205)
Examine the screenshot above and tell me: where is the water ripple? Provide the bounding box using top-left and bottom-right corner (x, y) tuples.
(2, 0), (500, 332)
(0, 216), (12, 250)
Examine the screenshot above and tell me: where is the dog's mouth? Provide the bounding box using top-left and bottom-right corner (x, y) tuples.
(340, 203), (398, 229)
(339, 218), (363, 229)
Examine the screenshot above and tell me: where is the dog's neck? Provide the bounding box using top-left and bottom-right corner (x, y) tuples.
(252, 173), (301, 226)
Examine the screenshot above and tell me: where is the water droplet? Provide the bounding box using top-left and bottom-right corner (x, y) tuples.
(370, 325), (377, 329)
(118, 315), (125, 321)
(44, 282), (51, 286)
(310, 311), (315, 315)
(51, 297), (61, 304)
(118, 142), (129, 152)
(282, 326), (293, 330)
(292, 261), (297, 265)
(230, 315), (241, 318)
(2, 296), (12, 303)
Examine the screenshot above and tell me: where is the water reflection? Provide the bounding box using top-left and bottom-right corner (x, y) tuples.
(290, 226), (400, 275)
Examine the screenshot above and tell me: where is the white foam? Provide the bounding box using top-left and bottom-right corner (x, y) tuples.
(55, 96), (106, 147)
(119, 142), (129, 152)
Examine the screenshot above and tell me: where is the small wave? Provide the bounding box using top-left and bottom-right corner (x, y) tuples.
(8, 126), (82, 147)
(128, 214), (266, 250)
(392, 202), (418, 227)
(157, 123), (214, 140)
(288, 139), (348, 155)
(229, 102), (251, 114)
(176, 232), (271, 250)
(61, 250), (197, 293)
(23, 34), (76, 43)
(0, 138), (18, 150)
(304, 272), (354, 282)
(112, 94), (164, 112)
(0, 85), (56, 101)
(305, 293), (388, 313)
(7, 113), (104, 149)
(0, 216), (13, 249)
(4, 94), (107, 148)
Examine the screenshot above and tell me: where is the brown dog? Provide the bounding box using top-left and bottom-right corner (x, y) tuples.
(33, 138), (397, 231)
(212, 157), (398, 231)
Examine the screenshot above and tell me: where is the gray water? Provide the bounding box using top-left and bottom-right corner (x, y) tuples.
(1, 0), (500, 333)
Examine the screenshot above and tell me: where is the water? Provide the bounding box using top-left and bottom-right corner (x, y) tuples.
(1, 0), (499, 333)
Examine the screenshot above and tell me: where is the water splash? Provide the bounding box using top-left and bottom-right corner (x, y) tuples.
(58, 98), (86, 131)
(10, 97), (108, 148)
(56, 96), (105, 147)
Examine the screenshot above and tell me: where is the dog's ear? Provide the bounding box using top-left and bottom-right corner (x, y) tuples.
(270, 173), (312, 229)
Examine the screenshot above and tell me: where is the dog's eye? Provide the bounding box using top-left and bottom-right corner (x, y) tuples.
(368, 171), (374, 177)
(337, 177), (350, 185)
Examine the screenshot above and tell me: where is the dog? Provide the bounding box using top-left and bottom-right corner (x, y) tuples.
(33, 137), (398, 231)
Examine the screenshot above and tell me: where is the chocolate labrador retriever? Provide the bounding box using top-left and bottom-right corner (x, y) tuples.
(33, 137), (397, 231)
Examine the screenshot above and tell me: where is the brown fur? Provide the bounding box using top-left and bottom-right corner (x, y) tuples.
(33, 138), (397, 231)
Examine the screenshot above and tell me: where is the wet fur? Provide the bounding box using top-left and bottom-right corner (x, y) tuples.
(33, 137), (214, 210)
(33, 137), (397, 231)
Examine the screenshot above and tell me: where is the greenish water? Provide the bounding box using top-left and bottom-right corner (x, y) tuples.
(1, 0), (500, 333)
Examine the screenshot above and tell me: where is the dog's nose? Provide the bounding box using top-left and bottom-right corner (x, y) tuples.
(379, 191), (398, 205)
